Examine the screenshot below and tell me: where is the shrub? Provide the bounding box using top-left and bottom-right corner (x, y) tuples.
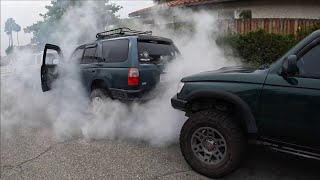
(218, 30), (297, 67)
(5, 46), (14, 55)
(217, 24), (320, 67)
(297, 23), (320, 40)
(239, 10), (252, 19)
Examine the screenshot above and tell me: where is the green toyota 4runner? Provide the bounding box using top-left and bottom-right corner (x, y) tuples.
(171, 30), (320, 178)
(41, 28), (179, 105)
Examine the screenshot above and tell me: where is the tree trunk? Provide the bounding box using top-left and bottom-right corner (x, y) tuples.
(17, 32), (19, 46)
(8, 35), (11, 47)
(10, 32), (13, 46)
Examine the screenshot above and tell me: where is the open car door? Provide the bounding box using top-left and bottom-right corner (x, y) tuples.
(41, 44), (64, 92)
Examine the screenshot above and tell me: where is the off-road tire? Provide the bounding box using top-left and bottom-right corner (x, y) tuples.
(90, 88), (109, 101)
(90, 88), (109, 113)
(180, 109), (246, 178)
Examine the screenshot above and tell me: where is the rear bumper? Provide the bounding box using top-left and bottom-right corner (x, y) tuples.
(109, 88), (153, 102)
(171, 95), (187, 111)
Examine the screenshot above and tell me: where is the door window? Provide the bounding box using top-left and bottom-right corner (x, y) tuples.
(82, 47), (97, 64)
(297, 44), (320, 78)
(45, 49), (60, 65)
(102, 39), (129, 62)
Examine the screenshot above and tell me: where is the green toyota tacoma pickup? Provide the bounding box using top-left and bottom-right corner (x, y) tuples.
(171, 30), (320, 178)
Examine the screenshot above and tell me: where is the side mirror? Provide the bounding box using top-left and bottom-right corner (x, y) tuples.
(52, 58), (60, 65)
(282, 55), (298, 76)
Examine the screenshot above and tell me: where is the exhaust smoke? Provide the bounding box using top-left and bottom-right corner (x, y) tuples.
(1, 2), (241, 146)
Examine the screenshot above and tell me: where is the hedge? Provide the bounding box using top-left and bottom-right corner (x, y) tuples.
(218, 30), (297, 67)
(218, 25), (320, 67)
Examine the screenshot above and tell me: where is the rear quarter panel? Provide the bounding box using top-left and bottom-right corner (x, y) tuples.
(81, 38), (137, 92)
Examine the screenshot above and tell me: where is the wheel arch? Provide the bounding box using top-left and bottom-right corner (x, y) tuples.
(186, 90), (258, 134)
(90, 79), (112, 97)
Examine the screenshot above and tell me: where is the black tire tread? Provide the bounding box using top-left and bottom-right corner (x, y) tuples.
(90, 88), (109, 101)
(180, 109), (246, 178)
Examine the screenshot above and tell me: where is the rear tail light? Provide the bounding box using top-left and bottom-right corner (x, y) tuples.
(128, 68), (139, 86)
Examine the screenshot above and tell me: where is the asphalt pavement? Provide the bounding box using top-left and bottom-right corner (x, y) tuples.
(1, 127), (320, 180)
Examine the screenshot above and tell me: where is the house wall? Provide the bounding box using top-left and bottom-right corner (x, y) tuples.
(136, 0), (320, 25)
(209, 0), (320, 19)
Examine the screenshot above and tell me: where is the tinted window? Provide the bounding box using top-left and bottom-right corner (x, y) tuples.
(297, 45), (320, 78)
(102, 39), (129, 62)
(70, 48), (84, 64)
(82, 47), (97, 64)
(138, 41), (178, 64)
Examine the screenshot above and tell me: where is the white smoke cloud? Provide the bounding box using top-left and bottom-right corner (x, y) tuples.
(1, 2), (241, 146)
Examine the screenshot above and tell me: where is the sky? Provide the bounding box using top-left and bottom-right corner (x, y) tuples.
(0, 0), (154, 56)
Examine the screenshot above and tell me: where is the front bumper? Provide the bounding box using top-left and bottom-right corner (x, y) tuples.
(171, 95), (187, 111)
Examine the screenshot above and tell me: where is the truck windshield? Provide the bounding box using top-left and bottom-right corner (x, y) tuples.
(138, 40), (179, 64)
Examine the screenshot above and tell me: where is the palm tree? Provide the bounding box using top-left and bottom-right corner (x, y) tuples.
(14, 24), (21, 46)
(4, 18), (21, 47)
(4, 18), (15, 47)
(6, 31), (11, 47)
(4, 18), (21, 55)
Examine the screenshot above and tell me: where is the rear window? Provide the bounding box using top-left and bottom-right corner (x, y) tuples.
(138, 40), (178, 64)
(102, 39), (129, 63)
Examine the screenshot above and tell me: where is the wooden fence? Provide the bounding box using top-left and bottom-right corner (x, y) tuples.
(220, 18), (320, 35)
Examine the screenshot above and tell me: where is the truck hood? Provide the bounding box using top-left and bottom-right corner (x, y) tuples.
(182, 66), (269, 84)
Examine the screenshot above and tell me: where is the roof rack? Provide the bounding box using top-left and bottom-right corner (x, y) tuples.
(96, 27), (152, 39)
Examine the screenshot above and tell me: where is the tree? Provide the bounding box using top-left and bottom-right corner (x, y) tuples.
(14, 24), (21, 46)
(4, 18), (21, 55)
(239, 10), (252, 19)
(24, 0), (122, 47)
(5, 46), (14, 55)
(4, 18), (16, 47)
(6, 31), (11, 48)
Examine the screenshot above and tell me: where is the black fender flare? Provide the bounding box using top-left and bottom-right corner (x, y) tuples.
(186, 90), (258, 134)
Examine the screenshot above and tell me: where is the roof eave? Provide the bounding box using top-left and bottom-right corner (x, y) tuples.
(128, 0), (238, 17)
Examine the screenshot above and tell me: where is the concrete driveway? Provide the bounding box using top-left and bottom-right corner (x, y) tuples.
(1, 127), (320, 180)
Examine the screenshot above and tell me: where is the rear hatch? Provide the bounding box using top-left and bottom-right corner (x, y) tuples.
(137, 37), (179, 92)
